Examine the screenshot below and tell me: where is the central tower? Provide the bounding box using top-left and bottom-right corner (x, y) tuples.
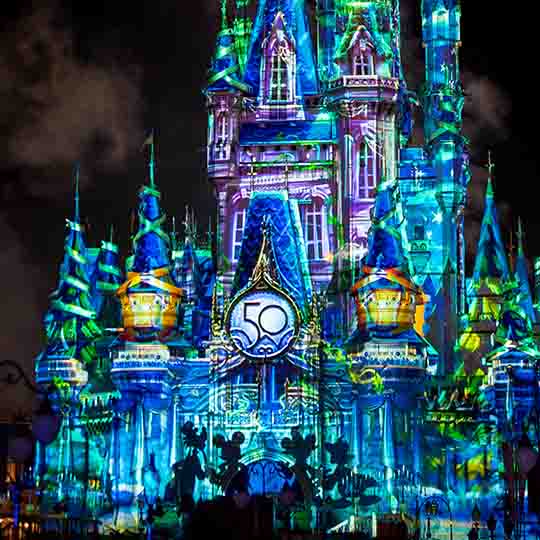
(206, 0), (407, 339)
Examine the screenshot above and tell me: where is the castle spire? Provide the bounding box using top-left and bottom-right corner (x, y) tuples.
(74, 162), (80, 223)
(514, 217), (536, 323)
(132, 133), (171, 273)
(36, 165), (101, 390)
(363, 178), (412, 275)
(207, 0), (249, 93)
(471, 155), (510, 287)
(92, 225), (123, 328)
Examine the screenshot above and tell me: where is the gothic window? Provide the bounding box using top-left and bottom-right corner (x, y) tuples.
(353, 50), (375, 76)
(355, 143), (377, 199)
(232, 209), (247, 262)
(217, 113), (228, 142)
(269, 44), (294, 103)
(302, 200), (327, 261)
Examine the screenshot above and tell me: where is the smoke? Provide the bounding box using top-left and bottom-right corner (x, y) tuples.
(0, 3), (145, 414)
(0, 214), (45, 415)
(0, 4), (144, 195)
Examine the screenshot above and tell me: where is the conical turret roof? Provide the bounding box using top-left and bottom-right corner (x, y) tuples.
(514, 218), (536, 323)
(132, 135), (171, 273)
(471, 167), (510, 288)
(41, 165), (101, 369)
(207, 0), (249, 93)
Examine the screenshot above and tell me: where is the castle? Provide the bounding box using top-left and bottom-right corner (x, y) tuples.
(34, 0), (540, 535)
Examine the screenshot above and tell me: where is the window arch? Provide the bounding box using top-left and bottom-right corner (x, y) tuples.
(270, 44), (293, 102)
(349, 26), (377, 77)
(260, 12), (296, 108)
(216, 112), (228, 141)
(355, 142), (377, 199)
(353, 50), (375, 76)
(302, 199), (328, 261)
(231, 208), (247, 262)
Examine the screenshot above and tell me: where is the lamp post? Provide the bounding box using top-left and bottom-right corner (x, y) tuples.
(1, 360), (61, 529)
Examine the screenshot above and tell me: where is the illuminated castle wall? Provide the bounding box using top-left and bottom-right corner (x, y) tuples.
(33, 0), (540, 535)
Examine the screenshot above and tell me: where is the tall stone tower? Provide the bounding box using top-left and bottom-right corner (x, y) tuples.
(419, 0), (469, 375)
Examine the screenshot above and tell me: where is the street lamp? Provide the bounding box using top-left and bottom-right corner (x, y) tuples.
(1, 360), (61, 526)
(0, 360), (61, 445)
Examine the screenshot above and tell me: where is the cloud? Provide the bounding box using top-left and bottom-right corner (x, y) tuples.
(0, 4), (144, 196)
(0, 214), (45, 415)
(0, 3), (145, 413)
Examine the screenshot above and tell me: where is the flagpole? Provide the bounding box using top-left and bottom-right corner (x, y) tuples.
(149, 132), (156, 189)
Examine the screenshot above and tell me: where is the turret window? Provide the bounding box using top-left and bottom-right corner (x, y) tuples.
(302, 201), (328, 261)
(355, 143), (377, 199)
(232, 209), (247, 262)
(269, 44), (294, 103)
(260, 12), (297, 111)
(217, 113), (228, 141)
(353, 51), (375, 76)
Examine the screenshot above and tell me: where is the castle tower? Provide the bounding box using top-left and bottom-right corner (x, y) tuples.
(347, 177), (428, 508)
(420, 0), (469, 376)
(109, 136), (182, 527)
(460, 165), (510, 373)
(206, 192), (322, 502)
(36, 165), (101, 392)
(325, 0), (408, 335)
(35, 165), (102, 503)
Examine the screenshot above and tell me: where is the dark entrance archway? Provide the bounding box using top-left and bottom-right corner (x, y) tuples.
(226, 458), (303, 499)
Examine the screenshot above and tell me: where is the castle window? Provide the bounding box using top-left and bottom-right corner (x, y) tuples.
(303, 200), (327, 261)
(353, 51), (374, 76)
(232, 209), (247, 262)
(270, 44), (293, 103)
(217, 113), (228, 141)
(414, 224), (425, 241)
(355, 143), (377, 199)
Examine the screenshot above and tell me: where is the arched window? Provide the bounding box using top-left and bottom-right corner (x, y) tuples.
(260, 12), (296, 108)
(349, 26), (377, 77)
(355, 143), (377, 199)
(270, 46), (291, 102)
(217, 113), (228, 141)
(232, 208), (247, 262)
(270, 45), (292, 102)
(302, 200), (328, 261)
(353, 50), (375, 76)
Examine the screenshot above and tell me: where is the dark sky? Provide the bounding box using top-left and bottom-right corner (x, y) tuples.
(0, 0), (534, 414)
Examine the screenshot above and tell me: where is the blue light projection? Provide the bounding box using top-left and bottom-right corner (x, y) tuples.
(32, 1), (540, 538)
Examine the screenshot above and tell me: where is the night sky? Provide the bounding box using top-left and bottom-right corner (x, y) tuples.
(0, 1), (534, 414)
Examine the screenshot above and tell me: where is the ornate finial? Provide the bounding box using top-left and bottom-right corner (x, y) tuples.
(142, 130), (156, 189)
(109, 224), (115, 244)
(486, 150), (494, 198)
(182, 205), (197, 244)
(220, 0), (228, 30)
(251, 216), (276, 283)
(517, 216), (525, 257)
(74, 162), (80, 223)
